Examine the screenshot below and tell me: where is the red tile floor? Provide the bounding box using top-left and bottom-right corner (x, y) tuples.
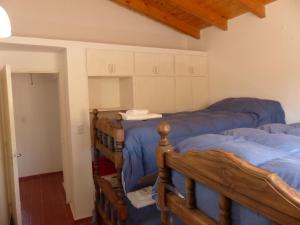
(19, 172), (92, 225)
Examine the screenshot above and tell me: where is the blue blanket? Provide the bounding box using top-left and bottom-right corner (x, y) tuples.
(122, 110), (257, 192)
(259, 123), (300, 136)
(121, 98), (285, 192)
(172, 128), (300, 225)
(207, 97), (285, 125)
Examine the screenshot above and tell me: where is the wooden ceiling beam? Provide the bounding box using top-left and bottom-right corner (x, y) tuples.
(112, 0), (200, 38)
(237, 0), (266, 18)
(168, 0), (227, 30)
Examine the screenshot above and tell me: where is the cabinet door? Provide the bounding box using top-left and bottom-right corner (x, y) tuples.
(157, 54), (174, 75)
(87, 49), (111, 75)
(175, 54), (208, 76)
(112, 51), (134, 76)
(191, 77), (209, 110)
(134, 53), (156, 75)
(175, 77), (193, 112)
(135, 53), (173, 76)
(174, 55), (190, 76)
(86, 49), (133, 76)
(190, 55), (208, 77)
(134, 77), (175, 113)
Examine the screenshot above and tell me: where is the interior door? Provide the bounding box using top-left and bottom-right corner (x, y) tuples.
(0, 64), (22, 225)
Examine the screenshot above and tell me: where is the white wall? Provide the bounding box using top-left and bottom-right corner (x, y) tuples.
(187, 0), (300, 123)
(12, 74), (62, 177)
(64, 47), (94, 219)
(0, 0), (188, 49)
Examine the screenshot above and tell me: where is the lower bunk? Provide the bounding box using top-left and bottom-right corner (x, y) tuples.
(156, 122), (300, 225)
(93, 171), (162, 225)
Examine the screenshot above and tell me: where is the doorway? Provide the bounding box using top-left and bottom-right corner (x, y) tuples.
(12, 73), (62, 178)
(11, 73), (64, 224)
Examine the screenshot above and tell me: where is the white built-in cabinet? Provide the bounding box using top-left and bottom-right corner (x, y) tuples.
(87, 47), (208, 113)
(175, 54), (208, 76)
(86, 49), (133, 76)
(175, 77), (193, 112)
(134, 77), (175, 113)
(135, 53), (174, 76)
(174, 77), (209, 112)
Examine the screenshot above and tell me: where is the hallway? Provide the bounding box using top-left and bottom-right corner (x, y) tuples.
(19, 172), (92, 225)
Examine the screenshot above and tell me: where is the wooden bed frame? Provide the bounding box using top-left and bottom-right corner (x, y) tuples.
(156, 122), (300, 225)
(91, 109), (127, 225)
(91, 109), (161, 225)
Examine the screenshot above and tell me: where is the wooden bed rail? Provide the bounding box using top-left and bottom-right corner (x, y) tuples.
(95, 176), (128, 225)
(92, 109), (127, 225)
(157, 122), (300, 225)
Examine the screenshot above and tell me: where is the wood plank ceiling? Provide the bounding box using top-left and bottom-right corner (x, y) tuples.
(111, 0), (275, 38)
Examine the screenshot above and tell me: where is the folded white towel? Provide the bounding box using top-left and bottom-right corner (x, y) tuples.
(119, 112), (162, 120)
(126, 109), (149, 116)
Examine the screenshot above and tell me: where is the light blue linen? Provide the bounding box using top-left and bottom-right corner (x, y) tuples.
(171, 129), (300, 225)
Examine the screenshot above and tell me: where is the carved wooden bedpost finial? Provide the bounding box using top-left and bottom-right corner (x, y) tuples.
(158, 121), (171, 146)
(92, 108), (99, 119)
(115, 113), (123, 129)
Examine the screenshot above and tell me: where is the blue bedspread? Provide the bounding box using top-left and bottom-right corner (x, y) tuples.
(121, 98), (285, 192)
(122, 110), (257, 192)
(259, 122), (300, 136)
(172, 127), (300, 225)
(207, 97), (285, 125)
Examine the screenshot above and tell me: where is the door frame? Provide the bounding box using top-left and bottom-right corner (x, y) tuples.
(4, 66), (72, 223)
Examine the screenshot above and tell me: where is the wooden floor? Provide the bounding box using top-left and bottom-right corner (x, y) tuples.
(19, 172), (92, 225)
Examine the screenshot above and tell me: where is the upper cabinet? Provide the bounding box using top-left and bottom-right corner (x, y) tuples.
(134, 52), (174, 76)
(86, 46), (208, 112)
(86, 49), (134, 76)
(175, 54), (208, 76)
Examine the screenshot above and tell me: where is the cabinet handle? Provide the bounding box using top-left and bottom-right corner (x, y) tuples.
(113, 64), (116, 74)
(153, 66), (159, 74)
(189, 66), (194, 74)
(108, 64), (112, 74)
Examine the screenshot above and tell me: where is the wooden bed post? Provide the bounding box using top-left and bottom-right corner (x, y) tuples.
(114, 113), (127, 225)
(92, 109), (102, 224)
(157, 122), (174, 225)
(92, 111), (128, 224)
(92, 109), (99, 147)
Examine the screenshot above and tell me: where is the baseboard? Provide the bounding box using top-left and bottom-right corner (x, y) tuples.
(74, 217), (92, 224)
(67, 203), (92, 224)
(19, 171), (63, 182)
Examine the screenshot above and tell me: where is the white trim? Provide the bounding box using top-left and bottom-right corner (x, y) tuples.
(0, 36), (207, 55)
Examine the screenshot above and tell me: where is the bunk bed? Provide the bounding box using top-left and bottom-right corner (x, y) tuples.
(91, 98), (286, 225)
(156, 122), (300, 225)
